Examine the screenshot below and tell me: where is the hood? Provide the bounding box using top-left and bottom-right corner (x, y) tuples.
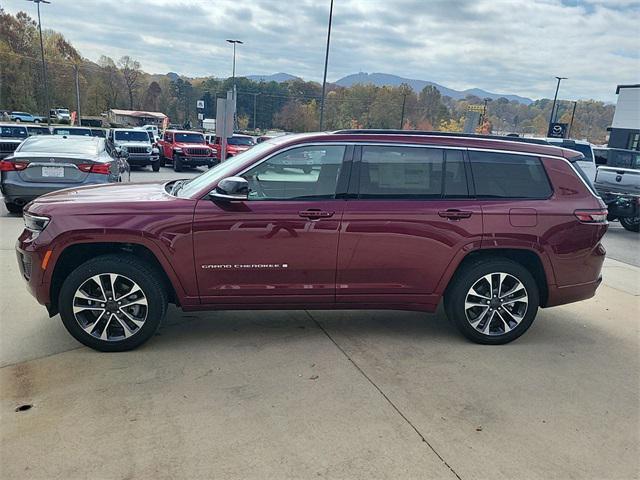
(25, 181), (192, 216)
(174, 141), (209, 148)
(115, 141), (152, 147)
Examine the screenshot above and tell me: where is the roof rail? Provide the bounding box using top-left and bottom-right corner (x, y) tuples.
(331, 129), (551, 146)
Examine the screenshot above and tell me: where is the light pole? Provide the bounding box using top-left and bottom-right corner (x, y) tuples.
(319, 0), (334, 131)
(226, 39), (243, 94)
(27, 0), (51, 126)
(568, 101), (578, 138)
(548, 76), (567, 131)
(226, 39), (242, 131)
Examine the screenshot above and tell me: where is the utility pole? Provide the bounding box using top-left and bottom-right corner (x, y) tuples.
(28, 0), (52, 125)
(252, 93), (259, 130)
(567, 101), (578, 138)
(399, 93), (407, 129)
(548, 76), (567, 131)
(319, 0), (334, 130)
(74, 64), (81, 126)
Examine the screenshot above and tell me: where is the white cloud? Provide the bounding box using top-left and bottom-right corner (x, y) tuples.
(4, 0), (639, 101)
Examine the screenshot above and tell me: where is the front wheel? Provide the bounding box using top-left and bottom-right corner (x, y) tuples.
(445, 258), (539, 345)
(5, 202), (22, 214)
(620, 216), (640, 233)
(173, 155), (183, 172)
(152, 162), (160, 172)
(58, 254), (168, 352)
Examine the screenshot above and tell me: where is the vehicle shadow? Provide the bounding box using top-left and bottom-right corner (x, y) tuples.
(145, 303), (601, 352)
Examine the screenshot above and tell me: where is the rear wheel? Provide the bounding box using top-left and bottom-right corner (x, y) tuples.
(58, 254), (168, 352)
(620, 216), (639, 233)
(4, 202), (22, 214)
(445, 258), (539, 345)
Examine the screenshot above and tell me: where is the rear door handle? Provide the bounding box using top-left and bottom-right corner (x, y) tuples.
(438, 209), (473, 220)
(299, 209), (334, 219)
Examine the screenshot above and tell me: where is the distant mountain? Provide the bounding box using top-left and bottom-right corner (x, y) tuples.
(334, 72), (533, 105)
(245, 72), (301, 83)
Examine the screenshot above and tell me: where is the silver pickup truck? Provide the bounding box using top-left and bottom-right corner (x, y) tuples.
(594, 148), (640, 232)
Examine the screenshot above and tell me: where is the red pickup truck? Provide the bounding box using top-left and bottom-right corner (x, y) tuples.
(157, 130), (217, 172)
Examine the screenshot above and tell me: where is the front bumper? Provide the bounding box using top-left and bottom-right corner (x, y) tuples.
(128, 154), (159, 166)
(177, 155), (217, 166)
(16, 230), (50, 308)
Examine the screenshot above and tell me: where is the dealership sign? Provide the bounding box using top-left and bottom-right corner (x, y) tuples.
(547, 122), (568, 138)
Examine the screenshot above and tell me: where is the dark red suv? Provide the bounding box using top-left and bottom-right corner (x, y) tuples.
(16, 131), (607, 351)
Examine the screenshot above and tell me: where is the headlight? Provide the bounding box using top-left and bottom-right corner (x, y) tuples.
(24, 212), (50, 233)
(152, 147), (159, 154)
(174, 147), (182, 153)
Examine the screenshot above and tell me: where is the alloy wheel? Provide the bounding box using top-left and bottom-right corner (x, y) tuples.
(72, 273), (148, 342)
(464, 272), (528, 336)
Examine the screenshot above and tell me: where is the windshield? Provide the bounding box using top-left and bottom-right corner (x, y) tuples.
(27, 126), (51, 135)
(56, 109), (70, 115)
(53, 128), (92, 136)
(0, 126), (28, 138)
(228, 136), (255, 146)
(17, 137), (101, 154)
(175, 132), (204, 143)
(177, 140), (277, 198)
(115, 130), (150, 142)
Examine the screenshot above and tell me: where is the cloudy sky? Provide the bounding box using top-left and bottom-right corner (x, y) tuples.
(4, 0), (640, 101)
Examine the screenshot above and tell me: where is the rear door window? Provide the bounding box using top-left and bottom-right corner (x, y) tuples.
(358, 146), (443, 198)
(469, 151), (552, 199)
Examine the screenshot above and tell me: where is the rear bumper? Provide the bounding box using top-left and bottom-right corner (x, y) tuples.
(545, 276), (603, 307)
(1, 174), (111, 204)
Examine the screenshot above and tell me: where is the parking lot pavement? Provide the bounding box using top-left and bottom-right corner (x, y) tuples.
(1, 167), (639, 479)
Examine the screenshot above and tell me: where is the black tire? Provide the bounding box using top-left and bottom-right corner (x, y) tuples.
(159, 155), (166, 167)
(58, 254), (168, 352)
(620, 216), (640, 233)
(444, 258), (539, 345)
(152, 162), (160, 172)
(5, 202), (22, 214)
(173, 155), (183, 172)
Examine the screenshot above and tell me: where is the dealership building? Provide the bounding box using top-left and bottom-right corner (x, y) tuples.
(106, 109), (167, 128)
(608, 84), (639, 151)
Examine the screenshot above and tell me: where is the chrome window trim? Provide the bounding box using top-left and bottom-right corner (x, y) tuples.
(200, 140), (598, 201)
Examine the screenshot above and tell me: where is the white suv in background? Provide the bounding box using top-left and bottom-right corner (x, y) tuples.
(545, 138), (597, 182)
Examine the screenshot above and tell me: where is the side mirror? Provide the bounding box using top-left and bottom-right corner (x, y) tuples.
(115, 146), (129, 159)
(209, 176), (249, 201)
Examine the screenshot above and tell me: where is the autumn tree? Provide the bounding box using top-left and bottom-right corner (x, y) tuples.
(118, 55), (141, 109)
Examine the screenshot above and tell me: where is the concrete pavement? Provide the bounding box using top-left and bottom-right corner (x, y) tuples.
(1, 167), (639, 479)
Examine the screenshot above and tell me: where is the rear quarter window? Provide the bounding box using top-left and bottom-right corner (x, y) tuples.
(469, 151), (552, 199)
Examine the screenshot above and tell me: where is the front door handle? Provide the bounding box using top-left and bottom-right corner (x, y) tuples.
(299, 209), (334, 219)
(438, 209), (473, 220)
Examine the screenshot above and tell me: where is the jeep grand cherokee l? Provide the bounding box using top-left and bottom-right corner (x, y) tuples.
(17, 131), (607, 351)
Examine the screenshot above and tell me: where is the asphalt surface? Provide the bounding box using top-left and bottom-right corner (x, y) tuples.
(1, 166), (638, 479)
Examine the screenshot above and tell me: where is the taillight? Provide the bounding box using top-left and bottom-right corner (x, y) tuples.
(0, 160), (29, 171)
(78, 163), (111, 175)
(574, 209), (608, 224)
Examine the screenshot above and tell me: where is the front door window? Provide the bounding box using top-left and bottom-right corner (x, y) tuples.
(242, 145), (346, 200)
